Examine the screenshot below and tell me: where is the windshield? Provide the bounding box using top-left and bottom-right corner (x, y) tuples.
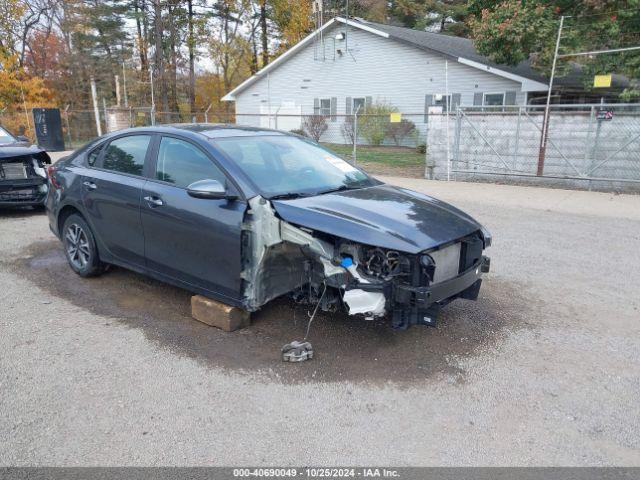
(0, 126), (17, 145)
(212, 135), (377, 198)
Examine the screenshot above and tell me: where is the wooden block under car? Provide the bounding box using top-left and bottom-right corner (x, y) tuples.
(191, 295), (251, 332)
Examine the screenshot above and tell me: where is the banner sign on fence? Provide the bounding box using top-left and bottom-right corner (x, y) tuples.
(596, 108), (614, 121)
(389, 112), (402, 123)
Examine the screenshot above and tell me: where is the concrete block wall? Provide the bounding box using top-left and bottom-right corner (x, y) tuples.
(428, 109), (640, 191)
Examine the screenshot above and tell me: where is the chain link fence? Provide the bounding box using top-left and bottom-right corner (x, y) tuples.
(3, 102), (639, 191)
(0, 106), (235, 150)
(447, 104), (640, 191)
(234, 112), (429, 178)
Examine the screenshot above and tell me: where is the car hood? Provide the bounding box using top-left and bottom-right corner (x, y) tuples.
(271, 184), (482, 254)
(0, 144), (48, 160)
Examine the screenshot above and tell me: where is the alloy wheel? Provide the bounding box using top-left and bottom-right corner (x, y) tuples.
(65, 223), (91, 269)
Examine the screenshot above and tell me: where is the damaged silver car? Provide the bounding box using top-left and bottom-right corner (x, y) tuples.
(0, 126), (51, 208)
(46, 125), (490, 330)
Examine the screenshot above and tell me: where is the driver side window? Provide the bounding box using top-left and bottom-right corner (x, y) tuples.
(156, 137), (225, 188)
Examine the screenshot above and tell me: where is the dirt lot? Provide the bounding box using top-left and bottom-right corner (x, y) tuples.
(1, 176), (639, 466)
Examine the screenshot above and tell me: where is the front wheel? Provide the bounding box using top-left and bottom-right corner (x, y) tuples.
(62, 213), (104, 277)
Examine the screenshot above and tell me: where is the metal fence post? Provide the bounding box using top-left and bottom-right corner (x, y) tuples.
(513, 106), (522, 170)
(452, 106), (462, 173)
(64, 105), (72, 149)
(588, 106), (603, 191)
(353, 107), (359, 165)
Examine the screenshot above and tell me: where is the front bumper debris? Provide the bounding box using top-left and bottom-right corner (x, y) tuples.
(390, 256), (490, 329)
(282, 341), (314, 362)
(241, 196), (491, 330)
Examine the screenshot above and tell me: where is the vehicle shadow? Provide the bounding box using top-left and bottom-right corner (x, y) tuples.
(15, 240), (535, 385)
(0, 206), (45, 219)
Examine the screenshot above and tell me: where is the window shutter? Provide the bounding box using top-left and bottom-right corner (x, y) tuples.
(330, 97), (337, 121)
(424, 94), (433, 123)
(451, 93), (461, 110)
(473, 92), (483, 106)
(345, 97), (352, 116)
(505, 91), (517, 105)
(313, 98), (320, 115)
(365, 96), (372, 112)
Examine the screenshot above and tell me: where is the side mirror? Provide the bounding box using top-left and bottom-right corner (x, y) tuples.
(186, 179), (236, 200)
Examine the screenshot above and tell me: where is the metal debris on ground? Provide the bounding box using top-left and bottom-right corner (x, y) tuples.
(281, 341), (314, 362)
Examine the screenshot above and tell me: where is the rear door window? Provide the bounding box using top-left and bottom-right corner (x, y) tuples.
(87, 144), (103, 166)
(156, 136), (225, 188)
(101, 135), (151, 176)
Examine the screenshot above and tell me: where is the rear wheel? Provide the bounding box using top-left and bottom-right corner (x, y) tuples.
(62, 213), (104, 277)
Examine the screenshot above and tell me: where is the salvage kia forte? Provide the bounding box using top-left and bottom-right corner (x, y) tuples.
(46, 125), (491, 329)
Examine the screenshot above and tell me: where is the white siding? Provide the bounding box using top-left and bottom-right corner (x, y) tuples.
(235, 25), (525, 112)
(234, 24), (526, 141)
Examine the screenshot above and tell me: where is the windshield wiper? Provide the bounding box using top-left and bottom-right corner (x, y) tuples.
(316, 184), (365, 195)
(268, 192), (313, 200)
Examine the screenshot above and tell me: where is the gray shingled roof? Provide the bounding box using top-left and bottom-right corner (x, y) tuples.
(351, 18), (550, 84)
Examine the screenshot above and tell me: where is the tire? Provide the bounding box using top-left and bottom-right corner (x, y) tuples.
(62, 213), (105, 277)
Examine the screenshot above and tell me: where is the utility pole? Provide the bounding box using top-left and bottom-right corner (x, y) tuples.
(90, 77), (102, 136)
(537, 15), (565, 176)
(445, 59), (450, 181)
(122, 62), (128, 107)
(115, 75), (121, 107)
(150, 69), (156, 125)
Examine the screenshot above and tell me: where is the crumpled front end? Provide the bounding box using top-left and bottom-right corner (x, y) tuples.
(0, 151), (51, 207)
(240, 196), (491, 329)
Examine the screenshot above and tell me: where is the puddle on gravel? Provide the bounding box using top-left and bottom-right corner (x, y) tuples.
(13, 240), (536, 385)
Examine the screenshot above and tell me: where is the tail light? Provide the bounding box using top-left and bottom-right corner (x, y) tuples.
(47, 165), (60, 189)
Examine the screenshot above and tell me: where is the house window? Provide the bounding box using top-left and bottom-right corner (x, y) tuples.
(483, 93), (505, 106)
(352, 97), (366, 114)
(320, 98), (331, 116)
(434, 94), (452, 112)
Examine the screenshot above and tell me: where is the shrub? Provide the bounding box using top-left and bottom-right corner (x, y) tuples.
(340, 116), (355, 144)
(386, 119), (416, 146)
(289, 128), (307, 137)
(359, 101), (397, 146)
(416, 143), (427, 154)
(302, 115), (328, 142)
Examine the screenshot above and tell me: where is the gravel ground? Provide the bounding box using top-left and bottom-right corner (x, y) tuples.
(1, 172), (639, 466)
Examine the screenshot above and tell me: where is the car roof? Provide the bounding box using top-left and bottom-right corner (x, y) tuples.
(104, 123), (287, 140)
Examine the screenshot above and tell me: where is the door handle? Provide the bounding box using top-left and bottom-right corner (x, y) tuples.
(144, 195), (164, 207)
(83, 181), (97, 190)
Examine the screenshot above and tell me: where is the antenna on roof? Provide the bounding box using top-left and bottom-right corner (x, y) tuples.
(345, 0), (349, 55)
(312, 0), (325, 61)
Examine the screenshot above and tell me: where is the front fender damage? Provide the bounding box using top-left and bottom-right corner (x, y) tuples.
(240, 196), (386, 318)
(240, 196), (490, 329)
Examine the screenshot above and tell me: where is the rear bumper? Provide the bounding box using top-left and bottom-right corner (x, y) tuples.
(0, 179), (48, 207)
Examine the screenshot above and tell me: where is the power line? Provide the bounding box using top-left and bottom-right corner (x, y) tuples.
(558, 45), (640, 58)
(561, 7), (640, 20)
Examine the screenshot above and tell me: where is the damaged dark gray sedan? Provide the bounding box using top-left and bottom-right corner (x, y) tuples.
(46, 125), (491, 329)
(0, 126), (51, 207)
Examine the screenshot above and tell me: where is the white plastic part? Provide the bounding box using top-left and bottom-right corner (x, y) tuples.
(343, 289), (386, 317)
(31, 158), (47, 178)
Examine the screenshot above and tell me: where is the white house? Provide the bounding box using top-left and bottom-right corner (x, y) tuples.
(222, 16), (550, 140)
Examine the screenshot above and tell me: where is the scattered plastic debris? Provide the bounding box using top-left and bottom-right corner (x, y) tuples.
(282, 341), (314, 362)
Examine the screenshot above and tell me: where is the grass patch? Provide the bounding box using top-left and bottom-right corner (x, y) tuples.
(322, 143), (425, 167)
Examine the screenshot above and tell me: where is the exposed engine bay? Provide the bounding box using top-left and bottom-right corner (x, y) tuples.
(241, 197), (491, 330)
(0, 151), (51, 206)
